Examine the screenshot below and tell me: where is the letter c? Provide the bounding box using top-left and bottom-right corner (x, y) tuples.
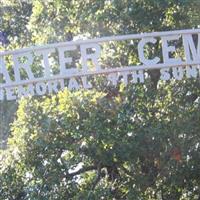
(138, 37), (160, 65)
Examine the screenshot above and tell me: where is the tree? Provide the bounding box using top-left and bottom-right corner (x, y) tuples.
(0, 0), (200, 199)
(1, 81), (200, 199)
(0, 0), (32, 148)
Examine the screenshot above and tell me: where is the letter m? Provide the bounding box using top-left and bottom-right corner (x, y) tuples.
(183, 33), (200, 62)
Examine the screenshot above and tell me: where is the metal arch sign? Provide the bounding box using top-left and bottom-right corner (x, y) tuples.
(0, 29), (200, 100)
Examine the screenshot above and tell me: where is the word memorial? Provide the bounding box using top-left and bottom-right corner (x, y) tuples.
(0, 29), (200, 100)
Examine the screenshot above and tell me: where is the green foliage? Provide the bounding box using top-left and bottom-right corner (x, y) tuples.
(0, 0), (32, 49)
(0, 79), (199, 199)
(0, 0), (32, 148)
(0, 0), (200, 199)
(28, 0), (200, 42)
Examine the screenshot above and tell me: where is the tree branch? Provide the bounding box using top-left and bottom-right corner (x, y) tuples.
(67, 165), (97, 178)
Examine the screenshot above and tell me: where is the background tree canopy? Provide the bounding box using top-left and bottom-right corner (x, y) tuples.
(0, 0), (200, 199)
